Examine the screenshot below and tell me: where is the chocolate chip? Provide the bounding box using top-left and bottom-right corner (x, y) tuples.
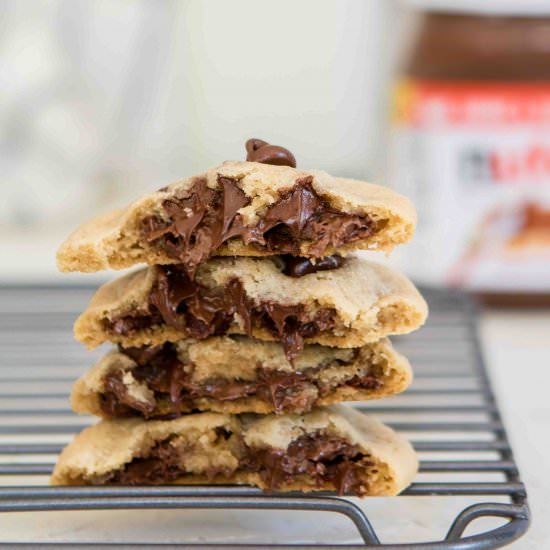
(245, 138), (297, 168)
(281, 255), (345, 277)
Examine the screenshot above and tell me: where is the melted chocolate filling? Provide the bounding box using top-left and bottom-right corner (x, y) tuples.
(141, 176), (375, 276)
(100, 343), (382, 418)
(103, 266), (337, 361)
(108, 439), (184, 485)
(101, 431), (374, 496)
(242, 433), (374, 495)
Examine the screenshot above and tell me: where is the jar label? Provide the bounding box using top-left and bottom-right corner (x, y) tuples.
(388, 79), (550, 292)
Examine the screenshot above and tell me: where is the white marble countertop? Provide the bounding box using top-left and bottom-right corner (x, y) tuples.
(479, 309), (550, 549)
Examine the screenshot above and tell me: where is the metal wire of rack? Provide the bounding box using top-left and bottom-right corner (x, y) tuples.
(0, 285), (529, 548)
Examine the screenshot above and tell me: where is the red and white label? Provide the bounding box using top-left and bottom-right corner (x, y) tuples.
(388, 79), (550, 292)
(399, 81), (550, 127)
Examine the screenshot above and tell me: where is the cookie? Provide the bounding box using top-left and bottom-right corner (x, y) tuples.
(51, 404), (418, 496)
(57, 161), (416, 275)
(74, 255), (428, 360)
(71, 336), (412, 418)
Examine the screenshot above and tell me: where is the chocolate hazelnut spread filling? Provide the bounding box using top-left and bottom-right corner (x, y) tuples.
(99, 430), (374, 496)
(103, 266), (338, 361)
(141, 176), (375, 276)
(242, 432), (374, 495)
(100, 343), (383, 418)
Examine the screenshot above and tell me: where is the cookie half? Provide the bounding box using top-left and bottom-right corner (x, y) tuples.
(71, 337), (412, 418)
(51, 405), (418, 496)
(74, 256), (428, 360)
(57, 161), (416, 275)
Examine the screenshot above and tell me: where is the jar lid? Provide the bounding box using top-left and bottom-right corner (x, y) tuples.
(404, 0), (550, 16)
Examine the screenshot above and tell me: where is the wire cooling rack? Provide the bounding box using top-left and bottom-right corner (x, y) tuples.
(0, 285), (529, 548)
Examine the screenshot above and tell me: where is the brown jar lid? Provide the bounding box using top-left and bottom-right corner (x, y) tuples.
(405, 11), (550, 80)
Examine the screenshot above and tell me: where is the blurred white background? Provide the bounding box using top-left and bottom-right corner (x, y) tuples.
(0, 0), (405, 280)
(3, 0), (549, 292)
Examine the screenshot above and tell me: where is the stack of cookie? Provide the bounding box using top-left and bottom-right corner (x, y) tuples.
(52, 141), (427, 497)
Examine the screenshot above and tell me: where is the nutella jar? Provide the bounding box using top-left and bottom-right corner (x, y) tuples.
(387, 3), (550, 303)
